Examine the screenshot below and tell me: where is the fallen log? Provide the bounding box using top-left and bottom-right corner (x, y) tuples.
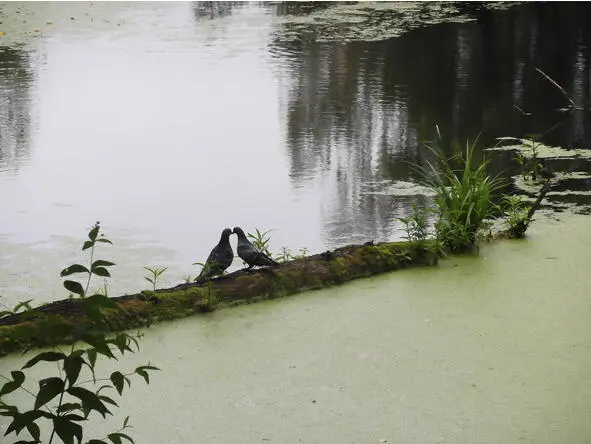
(0, 241), (439, 356)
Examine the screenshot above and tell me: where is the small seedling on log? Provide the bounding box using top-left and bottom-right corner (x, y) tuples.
(143, 266), (168, 291)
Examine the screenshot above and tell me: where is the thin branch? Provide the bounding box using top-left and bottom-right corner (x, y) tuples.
(74, 371), (137, 388)
(536, 68), (575, 109)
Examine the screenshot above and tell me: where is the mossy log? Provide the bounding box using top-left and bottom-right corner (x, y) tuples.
(0, 241), (439, 356)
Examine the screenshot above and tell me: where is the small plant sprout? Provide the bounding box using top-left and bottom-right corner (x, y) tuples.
(143, 266), (168, 291)
(192, 261), (221, 281)
(277, 247), (295, 262)
(247, 228), (275, 259)
(501, 195), (530, 238)
(398, 205), (431, 245)
(296, 247), (309, 258)
(0, 297), (34, 319)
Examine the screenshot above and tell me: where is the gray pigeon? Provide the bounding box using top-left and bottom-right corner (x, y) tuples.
(195, 228), (234, 282)
(233, 226), (279, 270)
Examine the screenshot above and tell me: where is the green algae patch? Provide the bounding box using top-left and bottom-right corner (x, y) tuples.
(0, 241), (439, 356)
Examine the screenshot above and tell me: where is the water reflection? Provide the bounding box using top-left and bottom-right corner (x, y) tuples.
(192, 1), (240, 21)
(0, 47), (33, 173)
(271, 2), (591, 246)
(1, 2), (591, 305)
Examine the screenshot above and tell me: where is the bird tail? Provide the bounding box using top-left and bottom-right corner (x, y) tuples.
(264, 255), (280, 267)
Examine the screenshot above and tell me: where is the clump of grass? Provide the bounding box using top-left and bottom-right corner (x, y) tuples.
(398, 204), (432, 249)
(416, 137), (504, 253)
(501, 195), (530, 238)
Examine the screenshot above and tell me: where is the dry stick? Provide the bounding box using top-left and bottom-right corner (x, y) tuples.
(535, 68), (575, 109)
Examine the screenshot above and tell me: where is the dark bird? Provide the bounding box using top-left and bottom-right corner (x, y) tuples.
(195, 228), (234, 282)
(233, 226), (279, 270)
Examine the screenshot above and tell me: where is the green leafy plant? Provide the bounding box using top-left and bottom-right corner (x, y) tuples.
(416, 138), (504, 253)
(143, 266), (168, 291)
(296, 247), (309, 258)
(245, 229), (308, 264)
(398, 204), (431, 247)
(276, 247), (295, 262)
(247, 228), (274, 259)
(501, 195), (530, 238)
(0, 298), (34, 320)
(513, 138), (544, 181)
(0, 222), (159, 444)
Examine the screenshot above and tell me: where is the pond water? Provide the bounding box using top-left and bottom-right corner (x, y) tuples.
(1, 211), (590, 443)
(0, 2), (590, 302)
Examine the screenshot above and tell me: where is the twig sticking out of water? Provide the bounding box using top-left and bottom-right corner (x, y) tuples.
(535, 68), (576, 111)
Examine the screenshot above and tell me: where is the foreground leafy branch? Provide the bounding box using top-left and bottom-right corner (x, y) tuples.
(0, 222), (159, 444)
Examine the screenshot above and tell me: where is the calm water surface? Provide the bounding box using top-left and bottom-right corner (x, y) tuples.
(1, 2), (591, 304)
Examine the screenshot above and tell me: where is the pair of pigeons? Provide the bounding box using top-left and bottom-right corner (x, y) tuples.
(196, 227), (279, 282)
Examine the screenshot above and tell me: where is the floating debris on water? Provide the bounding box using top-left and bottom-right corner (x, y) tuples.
(361, 180), (435, 197)
(486, 137), (591, 159)
(273, 2), (520, 43)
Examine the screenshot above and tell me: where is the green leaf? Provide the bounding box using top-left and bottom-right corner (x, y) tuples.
(87, 348), (97, 369)
(63, 354), (85, 386)
(25, 420), (40, 441)
(82, 240), (94, 251)
(134, 365), (160, 384)
(123, 416), (130, 428)
(35, 377), (64, 409)
(108, 432), (135, 444)
(80, 334), (115, 359)
(144, 277), (154, 284)
(57, 403), (82, 414)
(60, 264), (90, 277)
(5, 410), (51, 436)
(0, 403), (18, 414)
(0, 371), (25, 396)
(108, 434), (123, 444)
(84, 294), (117, 311)
(67, 387), (111, 418)
(61, 414), (86, 421)
(53, 416), (82, 444)
(87, 441), (109, 444)
(110, 371), (124, 395)
(64, 280), (85, 297)
(92, 260), (115, 268)
(91, 267), (111, 277)
(96, 238), (113, 245)
(88, 224), (100, 242)
(22, 351), (66, 369)
(98, 394), (118, 407)
(112, 333), (132, 354)
(13, 300), (34, 313)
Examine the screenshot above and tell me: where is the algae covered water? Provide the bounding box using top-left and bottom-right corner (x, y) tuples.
(2, 212), (590, 443)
